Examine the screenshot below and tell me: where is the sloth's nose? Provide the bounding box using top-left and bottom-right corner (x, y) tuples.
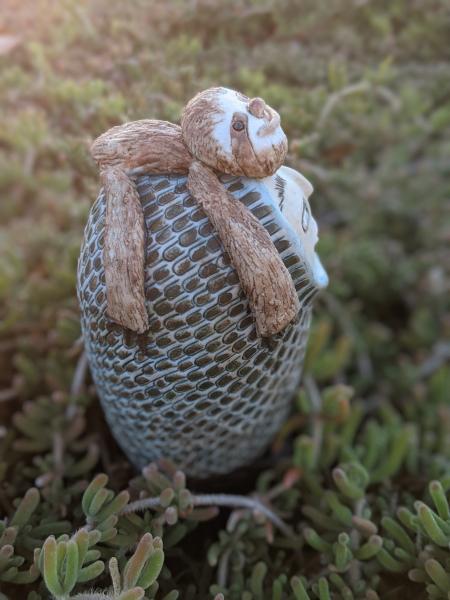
(248, 97), (266, 118)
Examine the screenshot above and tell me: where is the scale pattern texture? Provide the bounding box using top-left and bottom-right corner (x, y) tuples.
(77, 173), (317, 477)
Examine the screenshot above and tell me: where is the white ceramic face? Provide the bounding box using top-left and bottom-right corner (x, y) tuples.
(262, 166), (328, 289)
(212, 89), (286, 159)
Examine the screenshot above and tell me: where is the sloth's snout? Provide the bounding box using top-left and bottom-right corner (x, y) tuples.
(257, 108), (281, 137)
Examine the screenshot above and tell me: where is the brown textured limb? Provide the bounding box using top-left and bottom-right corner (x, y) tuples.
(102, 166), (149, 333)
(91, 120), (192, 333)
(91, 119), (191, 174)
(187, 160), (299, 337)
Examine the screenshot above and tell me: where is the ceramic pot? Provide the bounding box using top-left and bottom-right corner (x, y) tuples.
(77, 170), (326, 477)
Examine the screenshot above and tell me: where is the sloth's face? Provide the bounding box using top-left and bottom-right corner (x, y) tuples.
(262, 166), (328, 289)
(211, 89), (288, 177)
(181, 87), (287, 177)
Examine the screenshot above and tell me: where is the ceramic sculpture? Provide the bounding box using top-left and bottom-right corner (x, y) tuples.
(77, 87), (328, 477)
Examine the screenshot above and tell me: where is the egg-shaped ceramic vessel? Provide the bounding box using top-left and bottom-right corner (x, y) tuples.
(77, 170), (327, 477)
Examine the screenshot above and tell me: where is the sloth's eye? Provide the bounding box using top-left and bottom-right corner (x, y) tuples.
(233, 120), (245, 131)
(302, 201), (310, 232)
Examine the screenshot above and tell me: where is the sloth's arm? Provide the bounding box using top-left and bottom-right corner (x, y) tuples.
(187, 160), (299, 337)
(90, 121), (191, 333)
(91, 120), (191, 174)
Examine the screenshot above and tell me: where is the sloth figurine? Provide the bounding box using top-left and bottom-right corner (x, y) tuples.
(77, 87), (328, 477)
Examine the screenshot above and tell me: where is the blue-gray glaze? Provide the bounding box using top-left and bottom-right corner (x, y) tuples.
(77, 173), (318, 477)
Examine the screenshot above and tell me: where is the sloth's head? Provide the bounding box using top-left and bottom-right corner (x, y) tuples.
(181, 87), (288, 178)
(262, 166), (329, 290)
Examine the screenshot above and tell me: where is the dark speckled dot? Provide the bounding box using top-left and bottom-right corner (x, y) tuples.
(148, 217), (165, 233)
(178, 360), (194, 371)
(198, 222), (213, 237)
(215, 351), (231, 363)
(195, 354), (211, 367)
(238, 315), (253, 330)
(175, 329), (191, 342)
(226, 271), (239, 285)
(173, 382), (193, 393)
(148, 318), (162, 333)
(217, 392), (234, 406)
(93, 256), (102, 269)
(174, 181), (188, 194)
(290, 267), (306, 281)
(154, 180), (170, 191)
(227, 181), (244, 192)
(190, 246), (208, 261)
(232, 338), (247, 352)
(186, 311), (202, 326)
(246, 370), (259, 384)
(284, 254), (300, 268)
(253, 205), (272, 219)
(174, 259), (193, 276)
(163, 245), (182, 261)
(153, 300), (172, 316)
(155, 335), (172, 348)
(194, 291), (211, 306)
(168, 347), (183, 360)
(147, 250), (160, 266)
(217, 374), (233, 387)
(183, 195), (196, 208)
(89, 275), (98, 291)
(187, 370), (204, 382)
(184, 276), (200, 292)
(203, 304), (222, 320)
(266, 222), (280, 235)
(164, 317), (185, 331)
(241, 191), (260, 207)
(172, 215), (190, 231)
(274, 239), (290, 253)
(153, 266), (171, 282)
(207, 275), (228, 294)
(191, 208), (206, 221)
(254, 351), (268, 365)
(155, 227), (172, 244)
(205, 365), (223, 378)
(206, 237), (221, 252)
(248, 328), (258, 342)
(226, 360), (240, 372)
(258, 375), (269, 388)
(179, 228), (198, 246)
(218, 292), (233, 305)
(175, 299), (194, 314)
(165, 283), (182, 299)
(194, 325), (214, 340)
(184, 341), (203, 356)
(165, 372), (183, 383)
(165, 203), (184, 219)
(206, 338), (221, 352)
(243, 346), (258, 360)
(222, 331), (239, 345)
(237, 365), (252, 377)
(215, 318), (232, 333)
(157, 191), (175, 205)
(197, 380), (214, 391)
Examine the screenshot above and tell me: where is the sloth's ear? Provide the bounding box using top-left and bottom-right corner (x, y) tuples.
(279, 166), (314, 199)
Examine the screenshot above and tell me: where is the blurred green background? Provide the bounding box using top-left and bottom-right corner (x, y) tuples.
(0, 1), (450, 598)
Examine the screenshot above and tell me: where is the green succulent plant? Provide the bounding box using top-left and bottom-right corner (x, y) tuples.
(1, 0), (449, 598)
